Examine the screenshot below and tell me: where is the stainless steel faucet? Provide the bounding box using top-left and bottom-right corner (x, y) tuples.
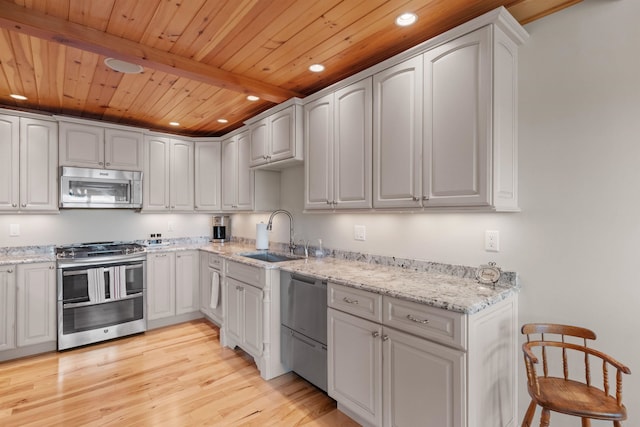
(266, 209), (296, 254)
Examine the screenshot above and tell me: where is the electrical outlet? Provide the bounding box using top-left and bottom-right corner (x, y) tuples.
(485, 230), (499, 252)
(168, 221), (174, 231)
(9, 224), (20, 237)
(354, 225), (366, 241)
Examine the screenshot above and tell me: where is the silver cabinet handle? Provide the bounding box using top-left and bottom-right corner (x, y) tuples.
(372, 331), (380, 338)
(12, 203), (17, 208)
(21, 203), (27, 207)
(49, 265), (55, 269)
(422, 196), (428, 200)
(7, 269), (13, 273)
(343, 297), (359, 305)
(407, 314), (429, 324)
(326, 200), (332, 205)
(382, 335), (389, 341)
(106, 162), (111, 166)
(412, 196), (420, 202)
(99, 162), (104, 166)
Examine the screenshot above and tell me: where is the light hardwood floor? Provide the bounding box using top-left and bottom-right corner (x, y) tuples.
(0, 320), (360, 426)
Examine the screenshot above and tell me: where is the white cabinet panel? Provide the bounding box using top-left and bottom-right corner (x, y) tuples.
(423, 27), (491, 207)
(16, 262), (56, 347)
(147, 253), (176, 320)
(242, 283), (263, 356)
(236, 131), (253, 210)
(194, 140), (222, 212)
(0, 266), (16, 352)
(373, 56), (423, 208)
(175, 251), (199, 315)
(0, 115), (19, 210)
(328, 307), (383, 426)
(58, 122), (103, 167)
(383, 327), (465, 427)
(248, 102), (302, 168)
(19, 118), (58, 211)
(104, 128), (143, 171)
(304, 95), (333, 209)
(170, 139), (194, 211)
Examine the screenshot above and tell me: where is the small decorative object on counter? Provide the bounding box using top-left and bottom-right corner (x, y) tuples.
(475, 262), (501, 287)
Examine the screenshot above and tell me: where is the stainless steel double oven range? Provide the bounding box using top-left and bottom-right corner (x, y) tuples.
(56, 242), (147, 350)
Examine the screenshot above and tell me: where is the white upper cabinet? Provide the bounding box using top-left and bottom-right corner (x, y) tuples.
(372, 23), (521, 211)
(305, 78), (372, 210)
(248, 100), (303, 169)
(1, 114), (57, 212)
(222, 130), (254, 211)
(373, 56), (423, 209)
(59, 121), (143, 171)
(143, 135), (194, 212)
(194, 140), (222, 212)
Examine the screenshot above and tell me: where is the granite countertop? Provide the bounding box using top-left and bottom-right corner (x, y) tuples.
(2, 240), (517, 315)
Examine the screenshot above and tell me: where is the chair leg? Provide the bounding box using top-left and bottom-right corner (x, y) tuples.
(581, 418), (591, 427)
(521, 400), (536, 427)
(539, 409), (550, 427)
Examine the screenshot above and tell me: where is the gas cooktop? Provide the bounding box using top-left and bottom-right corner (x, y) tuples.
(56, 241), (146, 259)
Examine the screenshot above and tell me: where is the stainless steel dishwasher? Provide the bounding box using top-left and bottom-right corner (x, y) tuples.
(280, 271), (327, 391)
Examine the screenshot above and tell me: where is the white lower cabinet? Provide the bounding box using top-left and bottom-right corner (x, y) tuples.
(222, 260), (285, 380)
(147, 251), (200, 327)
(16, 262), (56, 347)
(0, 265), (16, 352)
(328, 282), (516, 427)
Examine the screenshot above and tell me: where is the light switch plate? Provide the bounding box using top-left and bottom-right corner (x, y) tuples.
(354, 225), (366, 241)
(9, 224), (20, 237)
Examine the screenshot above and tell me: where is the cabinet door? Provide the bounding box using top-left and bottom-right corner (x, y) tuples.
(0, 115), (19, 211)
(0, 266), (16, 352)
(236, 130), (254, 210)
(143, 135), (171, 211)
(304, 94), (333, 209)
(104, 128), (143, 171)
(194, 141), (222, 211)
(270, 106), (296, 162)
(221, 136), (238, 210)
(147, 253), (176, 320)
(334, 78), (372, 209)
(225, 278), (243, 344)
(373, 56), (423, 208)
(249, 119), (269, 167)
(19, 118), (58, 211)
(328, 308), (383, 426)
(16, 262), (56, 347)
(242, 283), (263, 357)
(170, 139), (194, 211)
(423, 27), (491, 207)
(175, 251), (199, 315)
(383, 327), (465, 427)
(58, 122), (104, 168)
(199, 252), (213, 317)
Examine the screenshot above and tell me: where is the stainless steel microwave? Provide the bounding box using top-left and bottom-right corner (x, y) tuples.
(59, 166), (142, 209)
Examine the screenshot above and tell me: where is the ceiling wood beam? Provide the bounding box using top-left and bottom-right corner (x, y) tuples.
(0, 0), (302, 104)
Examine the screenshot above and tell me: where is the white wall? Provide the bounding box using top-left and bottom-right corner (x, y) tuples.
(0, 0), (636, 423)
(236, 0), (640, 423)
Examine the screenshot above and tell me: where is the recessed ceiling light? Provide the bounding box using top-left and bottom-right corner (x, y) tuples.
(10, 94), (27, 100)
(218, 119), (229, 124)
(309, 64), (325, 73)
(395, 12), (418, 27)
(247, 95), (260, 102)
(104, 58), (144, 74)
(169, 122), (180, 126)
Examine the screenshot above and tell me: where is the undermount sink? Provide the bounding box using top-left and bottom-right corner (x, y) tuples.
(238, 251), (301, 263)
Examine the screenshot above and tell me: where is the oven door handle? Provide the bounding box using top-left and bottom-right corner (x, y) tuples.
(62, 292), (144, 309)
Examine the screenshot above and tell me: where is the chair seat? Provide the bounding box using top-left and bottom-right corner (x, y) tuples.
(531, 377), (627, 421)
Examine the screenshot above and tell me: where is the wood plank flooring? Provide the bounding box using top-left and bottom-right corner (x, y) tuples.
(0, 320), (360, 426)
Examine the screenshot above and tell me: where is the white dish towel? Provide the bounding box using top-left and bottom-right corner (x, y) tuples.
(210, 271), (220, 309)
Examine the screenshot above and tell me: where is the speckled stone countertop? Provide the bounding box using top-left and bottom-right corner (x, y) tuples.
(2, 238), (518, 314)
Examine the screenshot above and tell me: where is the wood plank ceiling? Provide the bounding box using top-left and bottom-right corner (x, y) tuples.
(0, 0), (581, 137)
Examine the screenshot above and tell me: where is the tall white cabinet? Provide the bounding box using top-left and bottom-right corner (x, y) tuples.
(305, 78), (372, 210)
(222, 130), (253, 211)
(0, 113), (58, 212)
(143, 135), (194, 211)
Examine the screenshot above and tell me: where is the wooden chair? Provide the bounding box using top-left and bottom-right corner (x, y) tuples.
(521, 323), (631, 427)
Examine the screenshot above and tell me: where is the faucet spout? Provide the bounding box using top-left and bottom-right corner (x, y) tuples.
(266, 209), (296, 254)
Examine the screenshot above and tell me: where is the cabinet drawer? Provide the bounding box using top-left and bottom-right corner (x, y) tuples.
(328, 282), (382, 323)
(383, 297), (466, 350)
(226, 261), (264, 289)
(206, 253), (222, 269)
